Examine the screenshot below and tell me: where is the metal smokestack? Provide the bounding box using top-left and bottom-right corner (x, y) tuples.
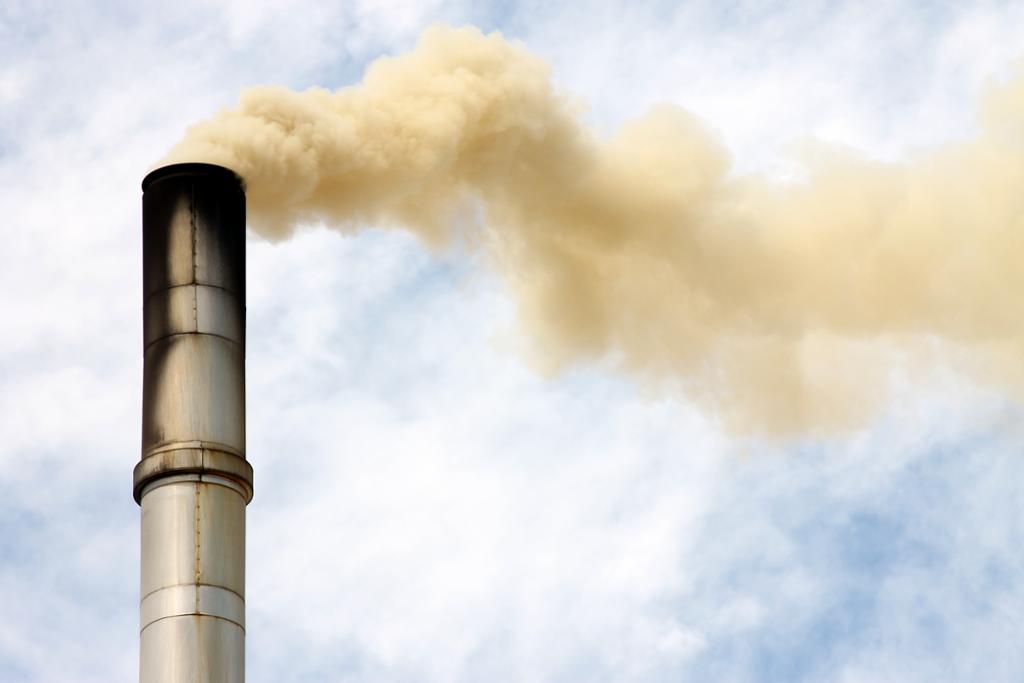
(136, 163), (252, 683)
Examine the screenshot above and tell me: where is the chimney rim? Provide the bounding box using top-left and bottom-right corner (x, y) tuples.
(142, 162), (244, 193)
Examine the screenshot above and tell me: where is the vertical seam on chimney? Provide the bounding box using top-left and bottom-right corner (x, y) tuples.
(190, 183), (198, 329)
(194, 480), (202, 610)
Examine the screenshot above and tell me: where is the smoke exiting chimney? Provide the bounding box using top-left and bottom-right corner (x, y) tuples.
(136, 163), (252, 683)
(159, 25), (1024, 435)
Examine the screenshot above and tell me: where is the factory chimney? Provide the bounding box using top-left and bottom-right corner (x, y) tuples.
(135, 163), (253, 682)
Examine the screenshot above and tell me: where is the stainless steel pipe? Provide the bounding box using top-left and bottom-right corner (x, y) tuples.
(136, 163), (252, 683)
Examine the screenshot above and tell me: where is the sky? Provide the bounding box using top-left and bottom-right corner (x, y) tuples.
(1, 1), (1023, 681)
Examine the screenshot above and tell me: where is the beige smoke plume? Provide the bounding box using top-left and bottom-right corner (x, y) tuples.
(163, 25), (1024, 434)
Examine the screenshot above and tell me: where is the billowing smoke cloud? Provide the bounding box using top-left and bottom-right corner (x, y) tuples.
(163, 25), (1024, 434)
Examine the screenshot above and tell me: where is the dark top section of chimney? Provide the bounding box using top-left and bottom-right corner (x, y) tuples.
(141, 163), (246, 298)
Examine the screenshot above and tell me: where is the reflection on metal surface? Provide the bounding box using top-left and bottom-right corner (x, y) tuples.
(137, 163), (251, 683)
(140, 584), (246, 631)
(140, 615), (245, 683)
